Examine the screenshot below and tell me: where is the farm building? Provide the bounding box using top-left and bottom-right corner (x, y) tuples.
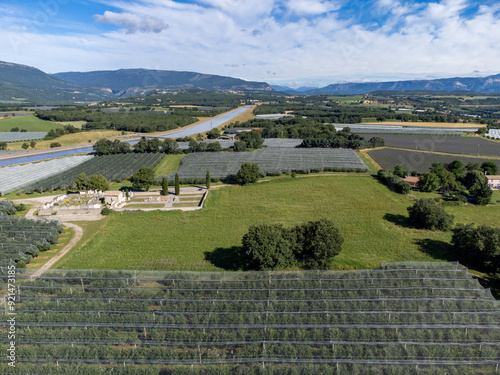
(404, 176), (420, 188)
(104, 191), (127, 207)
(486, 175), (500, 189)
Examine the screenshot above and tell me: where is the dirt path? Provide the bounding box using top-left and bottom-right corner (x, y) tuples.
(29, 222), (83, 279)
(11, 197), (84, 278)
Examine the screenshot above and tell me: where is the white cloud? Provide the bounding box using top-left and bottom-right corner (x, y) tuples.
(285, 0), (340, 16)
(95, 11), (169, 33)
(1, 0), (500, 87)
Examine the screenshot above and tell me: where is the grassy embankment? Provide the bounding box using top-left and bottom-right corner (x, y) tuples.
(55, 175), (500, 272)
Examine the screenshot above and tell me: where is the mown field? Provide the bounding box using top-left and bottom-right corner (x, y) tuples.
(56, 175), (500, 271)
(358, 134), (500, 157)
(0, 115), (60, 132)
(368, 148), (500, 173)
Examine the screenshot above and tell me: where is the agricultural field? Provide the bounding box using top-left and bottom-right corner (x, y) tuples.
(0, 215), (63, 267)
(337, 124), (477, 135)
(358, 134), (500, 157)
(0, 155), (93, 196)
(1, 262), (498, 374)
(22, 153), (164, 193)
(13, 130), (122, 150)
(0, 115), (60, 132)
(368, 148), (500, 173)
(0, 132), (47, 142)
(54, 175), (500, 271)
(161, 148), (368, 183)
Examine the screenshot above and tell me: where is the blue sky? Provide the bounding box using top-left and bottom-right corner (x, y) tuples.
(1, 0), (500, 87)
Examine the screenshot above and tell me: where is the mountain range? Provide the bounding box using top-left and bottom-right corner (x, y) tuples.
(0, 61), (271, 104)
(1, 60), (500, 104)
(272, 74), (500, 95)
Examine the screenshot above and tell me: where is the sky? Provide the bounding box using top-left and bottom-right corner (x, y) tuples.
(1, 0), (500, 88)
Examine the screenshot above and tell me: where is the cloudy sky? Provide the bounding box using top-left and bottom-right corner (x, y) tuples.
(1, 0), (500, 88)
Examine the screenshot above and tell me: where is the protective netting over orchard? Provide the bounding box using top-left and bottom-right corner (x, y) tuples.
(1, 261), (498, 374)
(0, 154), (93, 195)
(161, 147), (369, 183)
(0, 216), (63, 267)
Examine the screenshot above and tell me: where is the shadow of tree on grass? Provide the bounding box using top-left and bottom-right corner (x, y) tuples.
(415, 238), (456, 262)
(204, 246), (246, 271)
(383, 213), (413, 228)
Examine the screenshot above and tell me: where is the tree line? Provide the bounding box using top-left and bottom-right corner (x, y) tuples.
(35, 110), (198, 133)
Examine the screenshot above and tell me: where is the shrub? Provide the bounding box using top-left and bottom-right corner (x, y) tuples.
(101, 207), (113, 215)
(50, 142), (62, 148)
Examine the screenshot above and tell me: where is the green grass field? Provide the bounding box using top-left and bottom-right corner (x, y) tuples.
(0, 115), (61, 132)
(54, 175), (500, 272)
(154, 154), (185, 178)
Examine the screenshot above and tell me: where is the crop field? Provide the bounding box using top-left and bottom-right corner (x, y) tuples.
(22, 130), (122, 150)
(22, 153), (164, 193)
(0, 115), (60, 132)
(362, 120), (485, 128)
(0, 132), (47, 142)
(161, 148), (368, 182)
(0, 262), (498, 374)
(368, 148), (500, 173)
(358, 134), (500, 157)
(0, 216), (63, 267)
(0, 155), (93, 195)
(335, 124), (477, 135)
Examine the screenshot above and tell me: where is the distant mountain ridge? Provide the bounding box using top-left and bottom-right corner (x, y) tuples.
(304, 74), (500, 95)
(0, 61), (115, 103)
(53, 69), (271, 97)
(0, 61), (272, 104)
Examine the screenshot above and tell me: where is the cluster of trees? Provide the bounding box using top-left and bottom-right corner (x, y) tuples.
(233, 130), (264, 151)
(241, 219), (343, 270)
(36, 109), (198, 133)
(44, 124), (81, 140)
(10, 127), (27, 132)
(300, 133), (385, 150)
(93, 139), (132, 155)
(452, 224), (500, 275)
(73, 173), (110, 191)
(0, 141), (8, 150)
(231, 117), (383, 150)
(416, 161), (495, 205)
(406, 198), (499, 276)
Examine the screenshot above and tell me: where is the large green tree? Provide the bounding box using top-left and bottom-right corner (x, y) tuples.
(130, 167), (155, 191)
(407, 198), (453, 231)
(89, 175), (109, 191)
(418, 172), (440, 192)
(236, 162), (261, 185)
(464, 170), (492, 205)
(74, 173), (90, 191)
(296, 219), (344, 269)
(241, 224), (298, 270)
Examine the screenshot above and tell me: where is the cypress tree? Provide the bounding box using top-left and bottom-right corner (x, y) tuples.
(175, 173), (180, 195)
(206, 170), (211, 189)
(161, 177), (169, 196)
